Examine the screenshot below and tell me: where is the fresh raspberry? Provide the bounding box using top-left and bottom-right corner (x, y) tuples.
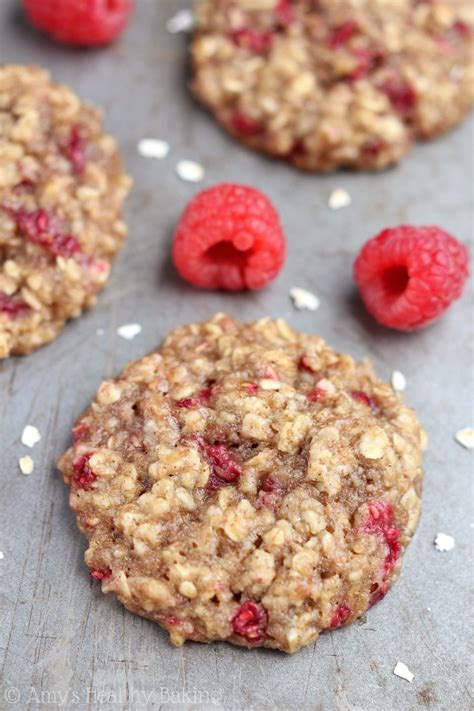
(329, 603), (352, 629)
(231, 601), (267, 643)
(90, 567), (111, 581)
(172, 184), (286, 291)
(354, 225), (469, 330)
(22, 0), (133, 47)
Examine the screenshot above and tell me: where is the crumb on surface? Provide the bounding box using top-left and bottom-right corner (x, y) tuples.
(328, 188), (351, 210)
(434, 532), (455, 552)
(138, 138), (170, 159)
(454, 427), (474, 449)
(176, 160), (205, 183)
(289, 287), (320, 311)
(117, 323), (142, 340)
(394, 661), (414, 683)
(21, 425), (41, 448)
(19, 455), (34, 475)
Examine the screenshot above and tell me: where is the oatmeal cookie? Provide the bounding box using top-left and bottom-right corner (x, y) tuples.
(0, 65), (131, 357)
(191, 0), (474, 171)
(59, 315), (425, 653)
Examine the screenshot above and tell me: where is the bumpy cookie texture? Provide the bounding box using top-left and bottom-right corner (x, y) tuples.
(59, 315), (425, 653)
(191, 0), (474, 171)
(0, 65), (131, 357)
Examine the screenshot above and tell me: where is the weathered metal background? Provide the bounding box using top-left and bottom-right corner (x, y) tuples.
(0, 1), (472, 709)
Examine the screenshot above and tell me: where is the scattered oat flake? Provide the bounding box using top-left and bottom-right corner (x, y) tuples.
(21, 425), (41, 448)
(434, 532), (455, 552)
(454, 427), (474, 449)
(328, 188), (351, 210)
(393, 662), (414, 683)
(166, 9), (195, 33)
(391, 370), (407, 392)
(19, 455), (34, 476)
(117, 323), (142, 340)
(138, 138), (170, 159)
(289, 287), (320, 311)
(0, 551), (4, 560)
(176, 160), (204, 183)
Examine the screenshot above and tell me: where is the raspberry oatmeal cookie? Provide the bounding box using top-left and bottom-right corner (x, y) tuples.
(191, 0), (474, 170)
(0, 65), (131, 357)
(59, 315), (425, 653)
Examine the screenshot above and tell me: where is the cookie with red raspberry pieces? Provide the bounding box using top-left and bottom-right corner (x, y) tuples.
(191, 0), (474, 171)
(0, 65), (131, 357)
(58, 315), (425, 653)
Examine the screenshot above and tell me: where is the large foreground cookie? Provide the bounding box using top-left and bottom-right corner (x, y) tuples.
(59, 315), (425, 653)
(0, 65), (131, 357)
(192, 0), (474, 171)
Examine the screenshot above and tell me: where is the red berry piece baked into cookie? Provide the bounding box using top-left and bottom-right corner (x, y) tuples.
(59, 315), (425, 653)
(0, 65), (131, 357)
(191, 0), (474, 170)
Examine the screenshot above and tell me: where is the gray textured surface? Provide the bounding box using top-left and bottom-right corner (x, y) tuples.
(0, 1), (473, 709)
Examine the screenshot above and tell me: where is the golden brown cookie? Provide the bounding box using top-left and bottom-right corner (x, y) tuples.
(59, 315), (425, 653)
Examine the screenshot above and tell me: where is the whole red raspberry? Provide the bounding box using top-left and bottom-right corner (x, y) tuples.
(22, 0), (133, 47)
(354, 225), (469, 331)
(172, 184), (286, 291)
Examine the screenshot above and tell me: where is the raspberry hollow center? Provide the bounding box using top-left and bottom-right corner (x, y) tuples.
(381, 265), (409, 296)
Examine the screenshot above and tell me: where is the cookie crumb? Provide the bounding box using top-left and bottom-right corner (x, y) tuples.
(138, 138), (170, 159)
(19, 455), (34, 475)
(289, 287), (320, 311)
(176, 160), (204, 183)
(328, 188), (351, 210)
(434, 532), (455, 552)
(166, 9), (195, 33)
(117, 323), (142, 340)
(21, 425), (41, 448)
(391, 370), (407, 392)
(454, 427), (474, 449)
(394, 661), (414, 683)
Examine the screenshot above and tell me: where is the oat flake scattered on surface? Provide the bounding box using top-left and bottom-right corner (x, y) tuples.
(434, 532), (455, 552)
(454, 427), (474, 449)
(19, 455), (34, 475)
(166, 9), (195, 33)
(138, 138), (170, 159)
(393, 661), (414, 683)
(391, 370), (407, 392)
(176, 160), (205, 183)
(117, 324), (142, 340)
(328, 188), (352, 210)
(21, 425), (41, 448)
(0, 551), (4, 560)
(289, 287), (320, 312)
